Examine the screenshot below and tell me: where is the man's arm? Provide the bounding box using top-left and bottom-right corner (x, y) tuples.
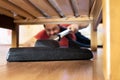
(67, 23), (89, 33)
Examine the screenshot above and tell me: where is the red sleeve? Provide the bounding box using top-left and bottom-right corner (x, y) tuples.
(59, 24), (70, 28)
(69, 33), (76, 41)
(34, 30), (49, 40)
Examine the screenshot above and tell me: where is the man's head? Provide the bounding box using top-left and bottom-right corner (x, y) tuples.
(44, 24), (60, 36)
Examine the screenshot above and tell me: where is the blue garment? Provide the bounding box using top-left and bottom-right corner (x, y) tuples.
(59, 26), (90, 48)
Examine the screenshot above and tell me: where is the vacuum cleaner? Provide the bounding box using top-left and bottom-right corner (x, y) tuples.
(7, 29), (93, 62)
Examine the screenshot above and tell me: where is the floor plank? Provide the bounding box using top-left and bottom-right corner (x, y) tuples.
(0, 45), (104, 80)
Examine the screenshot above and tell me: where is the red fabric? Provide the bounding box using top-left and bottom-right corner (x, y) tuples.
(59, 24), (70, 28)
(35, 30), (49, 40)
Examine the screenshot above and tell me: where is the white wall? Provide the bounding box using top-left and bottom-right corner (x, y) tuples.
(19, 24), (44, 44)
(0, 28), (11, 44)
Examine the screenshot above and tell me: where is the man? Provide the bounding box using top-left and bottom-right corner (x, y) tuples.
(35, 23), (90, 48)
(23, 23), (90, 47)
(35, 24), (76, 48)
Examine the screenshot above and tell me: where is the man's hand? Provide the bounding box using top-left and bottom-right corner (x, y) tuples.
(67, 24), (79, 33)
(67, 23), (89, 33)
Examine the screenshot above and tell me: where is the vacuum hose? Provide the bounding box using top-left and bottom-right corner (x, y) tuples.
(49, 29), (71, 41)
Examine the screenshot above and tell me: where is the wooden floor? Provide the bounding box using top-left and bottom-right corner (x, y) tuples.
(0, 45), (104, 80)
